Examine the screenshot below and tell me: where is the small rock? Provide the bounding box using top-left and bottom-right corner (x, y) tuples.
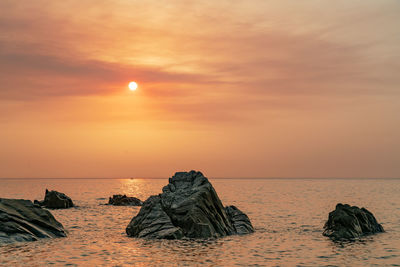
(35, 189), (74, 209)
(108, 195), (142, 206)
(225, 205), (254, 235)
(323, 203), (384, 240)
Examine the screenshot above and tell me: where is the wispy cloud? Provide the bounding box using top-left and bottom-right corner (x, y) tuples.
(0, 0), (399, 115)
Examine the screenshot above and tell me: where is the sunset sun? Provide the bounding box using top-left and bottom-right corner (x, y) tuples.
(128, 81), (138, 91)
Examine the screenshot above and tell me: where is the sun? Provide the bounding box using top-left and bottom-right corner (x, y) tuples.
(128, 81), (138, 91)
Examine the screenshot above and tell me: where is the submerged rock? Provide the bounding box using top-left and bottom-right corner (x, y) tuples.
(108, 195), (142, 206)
(35, 189), (74, 209)
(323, 203), (384, 240)
(0, 198), (67, 244)
(126, 171), (254, 239)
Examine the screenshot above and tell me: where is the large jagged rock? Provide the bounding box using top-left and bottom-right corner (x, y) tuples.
(34, 189), (74, 209)
(126, 171), (254, 239)
(323, 203), (384, 240)
(0, 198), (67, 244)
(108, 195), (142, 206)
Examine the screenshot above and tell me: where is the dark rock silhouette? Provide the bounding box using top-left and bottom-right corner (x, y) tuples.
(323, 203), (384, 240)
(108, 195), (142, 206)
(126, 171), (254, 239)
(0, 198), (67, 244)
(35, 189), (74, 209)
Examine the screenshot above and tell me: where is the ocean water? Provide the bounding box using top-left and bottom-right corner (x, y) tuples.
(0, 178), (399, 266)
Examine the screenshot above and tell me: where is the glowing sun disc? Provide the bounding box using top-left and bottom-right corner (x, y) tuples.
(129, 81), (138, 91)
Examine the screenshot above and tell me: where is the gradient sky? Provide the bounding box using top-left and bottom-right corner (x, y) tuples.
(1, 0), (399, 178)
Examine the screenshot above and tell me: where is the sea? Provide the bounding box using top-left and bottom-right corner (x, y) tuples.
(0, 177), (399, 266)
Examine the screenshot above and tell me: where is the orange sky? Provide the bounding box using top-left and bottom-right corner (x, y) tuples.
(1, 0), (399, 178)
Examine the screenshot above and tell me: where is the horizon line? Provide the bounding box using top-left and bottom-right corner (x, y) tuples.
(0, 177), (400, 180)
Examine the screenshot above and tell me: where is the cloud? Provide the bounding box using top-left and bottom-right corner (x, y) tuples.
(0, 0), (399, 121)
(0, 45), (221, 100)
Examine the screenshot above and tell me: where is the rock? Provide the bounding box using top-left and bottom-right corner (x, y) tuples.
(35, 189), (74, 209)
(323, 203), (384, 240)
(0, 198), (67, 244)
(108, 195), (142, 206)
(225, 205), (254, 235)
(126, 171), (254, 239)
(126, 195), (184, 239)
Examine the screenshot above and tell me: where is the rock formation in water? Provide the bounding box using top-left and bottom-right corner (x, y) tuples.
(225, 205), (255, 235)
(34, 189), (74, 209)
(126, 170), (254, 239)
(108, 195), (142, 206)
(0, 198), (67, 244)
(323, 203), (384, 240)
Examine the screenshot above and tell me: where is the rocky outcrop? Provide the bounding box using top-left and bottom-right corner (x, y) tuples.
(225, 205), (254, 235)
(126, 171), (254, 239)
(323, 203), (384, 240)
(35, 189), (74, 209)
(0, 198), (67, 244)
(108, 195), (142, 206)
